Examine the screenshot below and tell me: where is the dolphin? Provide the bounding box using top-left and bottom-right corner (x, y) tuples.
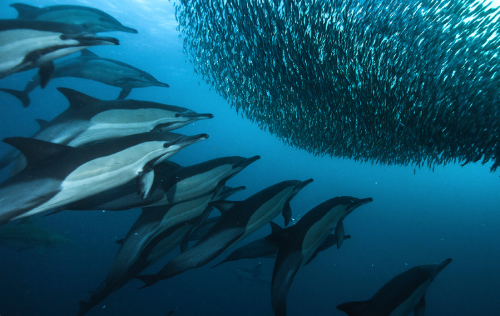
(188, 215), (220, 241)
(0, 218), (69, 252)
(231, 263), (271, 284)
(0, 20), (119, 89)
(0, 132), (208, 225)
(213, 221), (351, 267)
(186, 187), (246, 242)
(1, 50), (170, 107)
(65, 155), (259, 212)
(0, 87), (213, 173)
(135, 179), (313, 288)
(270, 196), (373, 316)
(77, 186), (244, 316)
(337, 258), (452, 316)
(9, 3), (138, 34)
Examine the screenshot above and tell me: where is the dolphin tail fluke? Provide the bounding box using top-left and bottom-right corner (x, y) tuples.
(134, 275), (158, 289)
(0, 88), (30, 107)
(336, 300), (369, 316)
(117, 88), (132, 100)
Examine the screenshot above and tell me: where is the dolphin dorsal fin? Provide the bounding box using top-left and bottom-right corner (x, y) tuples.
(57, 87), (101, 109)
(115, 238), (125, 245)
(35, 119), (51, 130)
(10, 3), (39, 19)
(3, 137), (72, 167)
(80, 49), (99, 58)
(336, 300), (369, 316)
(209, 200), (238, 215)
(269, 221), (282, 234)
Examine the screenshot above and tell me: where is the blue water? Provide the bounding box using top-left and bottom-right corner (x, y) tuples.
(0, 1), (499, 315)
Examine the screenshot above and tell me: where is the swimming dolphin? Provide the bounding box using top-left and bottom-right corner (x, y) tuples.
(10, 3), (138, 34)
(231, 263), (271, 284)
(135, 179), (313, 288)
(0, 218), (69, 252)
(0, 20), (119, 89)
(270, 196), (373, 316)
(337, 258), (452, 316)
(188, 215), (220, 241)
(0, 50), (169, 107)
(77, 186), (244, 316)
(65, 155), (259, 212)
(77, 200), (213, 316)
(0, 87), (213, 173)
(213, 221), (351, 267)
(0, 132), (208, 225)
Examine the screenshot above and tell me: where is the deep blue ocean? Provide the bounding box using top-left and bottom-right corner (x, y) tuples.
(0, 1), (499, 315)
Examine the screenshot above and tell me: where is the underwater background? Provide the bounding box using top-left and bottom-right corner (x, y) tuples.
(0, 1), (499, 315)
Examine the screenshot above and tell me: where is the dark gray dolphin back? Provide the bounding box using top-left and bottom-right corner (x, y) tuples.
(337, 258), (452, 316)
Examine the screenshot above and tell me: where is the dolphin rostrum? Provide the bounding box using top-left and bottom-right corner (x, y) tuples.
(0, 87), (213, 173)
(270, 196), (373, 316)
(135, 179), (314, 288)
(0, 20), (119, 89)
(337, 258), (452, 316)
(1, 50), (169, 107)
(0, 132), (208, 225)
(10, 3), (138, 34)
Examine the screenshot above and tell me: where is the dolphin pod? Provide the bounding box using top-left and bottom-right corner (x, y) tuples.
(0, 87), (213, 173)
(0, 3), (456, 316)
(135, 179), (314, 288)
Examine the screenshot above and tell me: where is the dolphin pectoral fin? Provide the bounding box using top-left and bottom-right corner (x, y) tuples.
(117, 88), (132, 100)
(271, 249), (303, 316)
(0, 88), (30, 107)
(335, 220), (345, 249)
(282, 202), (292, 227)
(336, 300), (369, 316)
(139, 169), (155, 199)
(414, 297), (426, 316)
(38, 61), (54, 89)
(134, 274), (158, 289)
(209, 200), (238, 215)
(80, 49), (99, 58)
